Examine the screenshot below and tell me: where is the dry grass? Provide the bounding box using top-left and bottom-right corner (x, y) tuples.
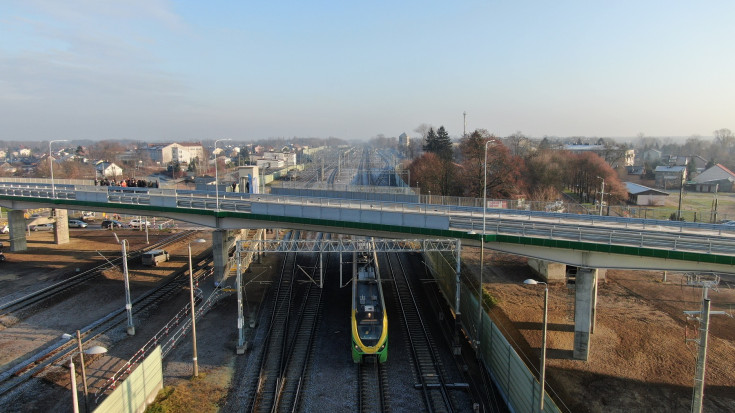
(145, 369), (230, 413)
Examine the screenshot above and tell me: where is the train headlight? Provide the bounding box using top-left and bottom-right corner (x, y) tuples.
(354, 344), (359, 350)
(379, 344), (385, 350)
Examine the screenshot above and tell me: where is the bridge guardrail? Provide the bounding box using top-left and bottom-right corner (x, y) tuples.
(2, 181), (735, 259)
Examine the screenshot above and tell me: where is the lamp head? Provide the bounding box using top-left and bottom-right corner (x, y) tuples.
(523, 279), (539, 285)
(191, 238), (207, 244)
(84, 345), (108, 355)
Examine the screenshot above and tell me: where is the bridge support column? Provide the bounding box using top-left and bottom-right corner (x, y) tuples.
(573, 268), (598, 360)
(8, 210), (27, 252)
(53, 209), (69, 245)
(212, 229), (228, 285)
(527, 258), (566, 283)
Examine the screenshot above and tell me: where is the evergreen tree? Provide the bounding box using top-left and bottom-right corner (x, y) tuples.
(423, 126), (452, 161)
(435, 126), (453, 160)
(423, 127), (438, 153)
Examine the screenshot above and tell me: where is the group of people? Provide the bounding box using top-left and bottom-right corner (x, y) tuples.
(95, 178), (159, 188)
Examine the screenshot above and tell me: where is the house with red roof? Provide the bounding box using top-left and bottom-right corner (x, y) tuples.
(690, 164), (735, 192)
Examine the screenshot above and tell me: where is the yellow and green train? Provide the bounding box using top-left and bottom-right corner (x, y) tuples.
(351, 251), (388, 363)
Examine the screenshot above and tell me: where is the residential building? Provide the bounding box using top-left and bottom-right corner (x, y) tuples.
(654, 165), (686, 189)
(95, 161), (123, 178)
(146, 142), (204, 165)
(641, 149), (662, 163)
(563, 144), (635, 167)
(19, 148), (31, 157)
(625, 182), (669, 206)
(0, 162), (17, 174)
(690, 164), (735, 193)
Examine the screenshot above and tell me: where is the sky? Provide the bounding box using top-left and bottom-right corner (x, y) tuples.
(1, 0), (733, 142)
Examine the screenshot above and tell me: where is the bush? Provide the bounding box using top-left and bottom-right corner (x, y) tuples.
(482, 290), (499, 310)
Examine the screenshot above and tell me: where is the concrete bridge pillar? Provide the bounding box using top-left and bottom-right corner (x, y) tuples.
(53, 209), (69, 245)
(527, 258), (566, 283)
(213, 229), (228, 285)
(8, 209), (27, 252)
(573, 267), (599, 360)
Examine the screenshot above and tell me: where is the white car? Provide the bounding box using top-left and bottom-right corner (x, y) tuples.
(129, 219), (151, 229)
(1, 225), (8, 234)
(68, 219), (88, 228)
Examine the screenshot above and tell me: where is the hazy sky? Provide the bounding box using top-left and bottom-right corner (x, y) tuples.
(1, 0), (733, 141)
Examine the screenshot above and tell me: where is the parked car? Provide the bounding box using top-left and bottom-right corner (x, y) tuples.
(29, 223), (54, 231)
(101, 220), (125, 229)
(81, 211), (96, 221)
(0, 251), (5, 262)
(141, 249), (170, 266)
(129, 219), (151, 229)
(1, 224), (8, 234)
(68, 219), (88, 228)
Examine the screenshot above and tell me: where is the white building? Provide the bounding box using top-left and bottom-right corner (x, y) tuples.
(96, 161), (123, 178)
(19, 148), (31, 157)
(250, 151), (296, 167)
(563, 144), (635, 167)
(146, 142), (205, 165)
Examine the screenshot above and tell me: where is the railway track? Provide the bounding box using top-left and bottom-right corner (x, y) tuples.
(0, 230), (197, 319)
(386, 252), (455, 413)
(358, 358), (390, 413)
(272, 248), (324, 412)
(247, 247), (298, 412)
(242, 231), (328, 413)
(0, 246), (214, 397)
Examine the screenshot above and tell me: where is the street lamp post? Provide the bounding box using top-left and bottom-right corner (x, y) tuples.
(69, 330), (107, 413)
(677, 170), (685, 221)
(49, 139), (69, 199)
(597, 176), (605, 217)
(188, 238), (207, 377)
(478, 139), (492, 350)
(214, 139), (232, 211)
(524, 279), (549, 411)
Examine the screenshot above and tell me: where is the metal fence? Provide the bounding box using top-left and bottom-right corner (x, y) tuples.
(423, 249), (565, 413)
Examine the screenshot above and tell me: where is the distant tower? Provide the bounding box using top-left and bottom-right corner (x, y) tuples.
(398, 132), (410, 147)
(463, 111), (467, 137)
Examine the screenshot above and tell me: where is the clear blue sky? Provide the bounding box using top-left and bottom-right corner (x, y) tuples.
(1, 0), (733, 141)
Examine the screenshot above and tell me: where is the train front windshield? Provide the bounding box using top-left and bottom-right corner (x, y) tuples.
(356, 270), (384, 346)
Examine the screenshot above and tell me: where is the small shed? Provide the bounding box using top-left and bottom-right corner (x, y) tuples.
(625, 182), (669, 206)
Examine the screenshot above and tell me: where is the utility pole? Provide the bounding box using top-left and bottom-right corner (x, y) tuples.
(684, 273), (731, 413)
(677, 170), (685, 221)
(597, 176), (605, 216)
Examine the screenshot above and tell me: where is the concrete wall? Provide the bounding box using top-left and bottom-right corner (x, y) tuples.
(95, 346), (163, 413)
(252, 202), (449, 230)
(271, 187), (419, 203)
(527, 258), (566, 283)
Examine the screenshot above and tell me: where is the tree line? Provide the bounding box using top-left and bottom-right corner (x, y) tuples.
(409, 127), (628, 205)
